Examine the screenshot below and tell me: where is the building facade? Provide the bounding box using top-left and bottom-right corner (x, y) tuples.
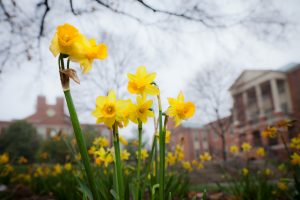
(170, 63), (300, 161)
(0, 96), (110, 139)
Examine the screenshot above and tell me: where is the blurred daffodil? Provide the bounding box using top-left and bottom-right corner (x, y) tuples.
(166, 91), (195, 126)
(127, 66), (159, 96)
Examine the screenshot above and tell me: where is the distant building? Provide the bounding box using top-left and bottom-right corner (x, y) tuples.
(170, 63), (300, 161)
(0, 96), (110, 139)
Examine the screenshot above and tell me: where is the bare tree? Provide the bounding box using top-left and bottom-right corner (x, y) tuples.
(0, 0), (295, 75)
(188, 62), (239, 161)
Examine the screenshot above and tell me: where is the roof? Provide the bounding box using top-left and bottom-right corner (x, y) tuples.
(229, 70), (272, 91)
(278, 63), (300, 72)
(180, 121), (203, 129)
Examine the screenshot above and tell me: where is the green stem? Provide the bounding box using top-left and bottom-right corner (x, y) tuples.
(137, 121), (143, 199)
(64, 90), (99, 200)
(142, 134), (157, 195)
(113, 123), (124, 200)
(157, 94), (165, 200)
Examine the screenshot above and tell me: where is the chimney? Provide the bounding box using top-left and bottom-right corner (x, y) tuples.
(56, 97), (64, 113)
(37, 96), (46, 113)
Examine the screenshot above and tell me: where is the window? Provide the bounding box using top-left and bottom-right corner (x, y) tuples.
(214, 131), (218, 140)
(281, 103), (289, 113)
(277, 80), (285, 94)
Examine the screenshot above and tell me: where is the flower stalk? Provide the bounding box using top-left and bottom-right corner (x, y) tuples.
(113, 123), (125, 200)
(157, 94), (165, 200)
(59, 56), (100, 200)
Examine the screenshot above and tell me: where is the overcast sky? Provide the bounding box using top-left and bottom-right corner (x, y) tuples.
(0, 0), (300, 138)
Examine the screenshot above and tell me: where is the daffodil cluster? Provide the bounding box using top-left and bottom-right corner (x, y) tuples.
(50, 23), (108, 73)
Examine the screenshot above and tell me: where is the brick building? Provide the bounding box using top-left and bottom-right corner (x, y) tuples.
(170, 63), (300, 161)
(0, 96), (109, 139)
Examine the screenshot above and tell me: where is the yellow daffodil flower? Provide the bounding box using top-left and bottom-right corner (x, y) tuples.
(175, 145), (184, 161)
(264, 168), (273, 176)
(278, 163), (286, 172)
(165, 130), (171, 144)
(127, 66), (159, 96)
(166, 91), (196, 126)
(229, 145), (239, 154)
(53, 164), (62, 175)
(242, 168), (249, 176)
(69, 38), (108, 73)
(92, 90), (131, 129)
(290, 135), (300, 150)
(256, 147), (265, 157)
(88, 146), (96, 155)
(50, 23), (81, 56)
(93, 137), (109, 147)
(136, 149), (149, 160)
(121, 149), (130, 161)
(262, 127), (277, 138)
(291, 152), (300, 166)
(50, 23), (108, 74)
(166, 152), (176, 166)
(129, 95), (154, 124)
(182, 161), (193, 172)
(277, 180), (288, 191)
(241, 142), (252, 152)
(119, 136), (128, 145)
(200, 152), (212, 162)
(197, 163), (204, 170)
(0, 153), (9, 164)
(64, 163), (72, 171)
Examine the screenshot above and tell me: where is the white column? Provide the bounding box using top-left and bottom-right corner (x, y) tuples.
(242, 92), (248, 121)
(255, 85), (264, 117)
(270, 79), (281, 113)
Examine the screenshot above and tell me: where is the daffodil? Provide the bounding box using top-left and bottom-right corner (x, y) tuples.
(200, 152), (212, 162)
(291, 152), (300, 166)
(262, 127), (277, 138)
(290, 135), (300, 150)
(18, 156), (28, 164)
(165, 130), (171, 144)
(197, 163), (204, 170)
(53, 164), (62, 175)
(241, 142), (252, 152)
(136, 149), (149, 160)
(64, 163), (72, 171)
(69, 38), (108, 73)
(229, 145), (239, 154)
(278, 163), (286, 172)
(50, 23), (82, 56)
(119, 136), (128, 146)
(93, 137), (109, 147)
(256, 147), (265, 157)
(175, 145), (184, 161)
(50, 23), (108, 74)
(182, 161), (192, 172)
(277, 180), (288, 191)
(129, 95), (154, 124)
(0, 153), (9, 164)
(92, 90), (131, 128)
(264, 168), (273, 176)
(166, 91), (196, 126)
(242, 168), (249, 176)
(127, 66), (159, 96)
(166, 152), (176, 166)
(121, 150), (130, 161)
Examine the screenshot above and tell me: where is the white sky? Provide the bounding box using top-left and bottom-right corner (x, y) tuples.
(0, 0), (300, 139)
